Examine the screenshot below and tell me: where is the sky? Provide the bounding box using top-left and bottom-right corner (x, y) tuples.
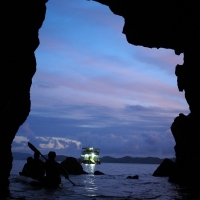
(13, 0), (189, 158)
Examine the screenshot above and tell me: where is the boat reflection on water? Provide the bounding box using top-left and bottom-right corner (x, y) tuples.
(84, 164), (96, 174)
(83, 164), (98, 197)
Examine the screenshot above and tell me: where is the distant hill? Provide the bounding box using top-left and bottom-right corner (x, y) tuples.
(12, 152), (68, 161)
(100, 156), (175, 164)
(12, 152), (175, 164)
(12, 152), (32, 160)
(32, 155), (68, 161)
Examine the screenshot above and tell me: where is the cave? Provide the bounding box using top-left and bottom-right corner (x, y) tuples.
(1, 0), (200, 198)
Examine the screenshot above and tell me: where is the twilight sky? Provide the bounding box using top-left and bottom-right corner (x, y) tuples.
(13, 0), (189, 158)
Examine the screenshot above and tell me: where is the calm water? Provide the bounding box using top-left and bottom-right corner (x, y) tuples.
(9, 160), (193, 200)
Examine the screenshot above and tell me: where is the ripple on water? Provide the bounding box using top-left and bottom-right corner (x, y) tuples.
(9, 161), (198, 199)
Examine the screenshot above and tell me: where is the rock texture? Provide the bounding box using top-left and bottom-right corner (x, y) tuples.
(94, 170), (105, 175)
(61, 157), (88, 175)
(93, 1), (200, 54)
(0, 0), (48, 198)
(94, 0), (200, 186)
(126, 175), (139, 179)
(153, 158), (175, 177)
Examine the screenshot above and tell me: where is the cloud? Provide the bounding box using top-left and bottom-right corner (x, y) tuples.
(132, 47), (183, 75)
(82, 131), (175, 158)
(14, 121), (81, 156)
(31, 62), (188, 112)
(142, 131), (160, 146)
(14, 104), (186, 158)
(34, 0), (188, 114)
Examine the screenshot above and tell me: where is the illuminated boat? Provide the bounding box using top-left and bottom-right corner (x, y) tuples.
(80, 147), (101, 164)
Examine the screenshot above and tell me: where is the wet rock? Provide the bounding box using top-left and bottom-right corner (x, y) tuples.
(60, 157), (88, 175)
(153, 158), (175, 177)
(126, 175), (139, 179)
(168, 113), (196, 185)
(94, 170), (105, 175)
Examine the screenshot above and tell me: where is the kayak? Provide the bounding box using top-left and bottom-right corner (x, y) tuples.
(17, 175), (40, 187)
(17, 175), (64, 188)
(7, 195), (26, 200)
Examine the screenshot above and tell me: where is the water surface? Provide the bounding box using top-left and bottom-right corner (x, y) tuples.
(9, 160), (191, 199)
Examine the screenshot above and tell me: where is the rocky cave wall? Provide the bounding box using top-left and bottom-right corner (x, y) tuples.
(0, 0), (48, 197)
(94, 0), (200, 185)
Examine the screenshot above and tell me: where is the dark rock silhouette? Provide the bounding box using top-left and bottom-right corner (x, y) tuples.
(94, 0), (200, 187)
(93, 1), (199, 54)
(60, 157), (88, 175)
(101, 156), (170, 164)
(153, 158), (175, 177)
(94, 170), (105, 175)
(168, 113), (193, 184)
(126, 175), (139, 179)
(1, 0), (48, 198)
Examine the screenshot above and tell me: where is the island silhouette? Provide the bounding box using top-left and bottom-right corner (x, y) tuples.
(12, 152), (174, 164)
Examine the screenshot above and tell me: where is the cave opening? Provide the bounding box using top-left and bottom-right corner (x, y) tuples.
(15, 0), (187, 160)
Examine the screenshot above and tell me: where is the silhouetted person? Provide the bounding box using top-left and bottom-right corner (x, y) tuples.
(42, 151), (68, 188)
(31, 152), (45, 179)
(19, 157), (33, 177)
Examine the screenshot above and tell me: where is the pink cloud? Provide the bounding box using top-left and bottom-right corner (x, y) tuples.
(133, 47), (184, 74)
(34, 0), (189, 117)
(32, 57), (188, 111)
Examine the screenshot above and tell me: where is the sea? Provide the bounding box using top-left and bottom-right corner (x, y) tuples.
(9, 160), (196, 200)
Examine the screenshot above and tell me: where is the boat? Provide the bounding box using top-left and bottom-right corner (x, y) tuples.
(17, 174), (64, 188)
(79, 147), (101, 164)
(17, 174), (40, 187)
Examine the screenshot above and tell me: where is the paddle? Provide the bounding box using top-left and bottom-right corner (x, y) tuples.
(27, 142), (76, 186)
